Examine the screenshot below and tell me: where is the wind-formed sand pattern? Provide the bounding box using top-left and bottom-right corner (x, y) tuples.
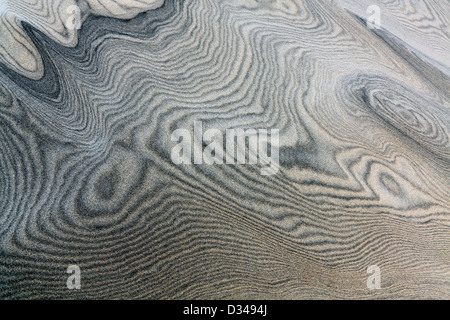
(0, 0), (449, 299)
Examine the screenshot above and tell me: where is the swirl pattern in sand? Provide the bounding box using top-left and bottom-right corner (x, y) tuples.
(0, 0), (449, 299)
